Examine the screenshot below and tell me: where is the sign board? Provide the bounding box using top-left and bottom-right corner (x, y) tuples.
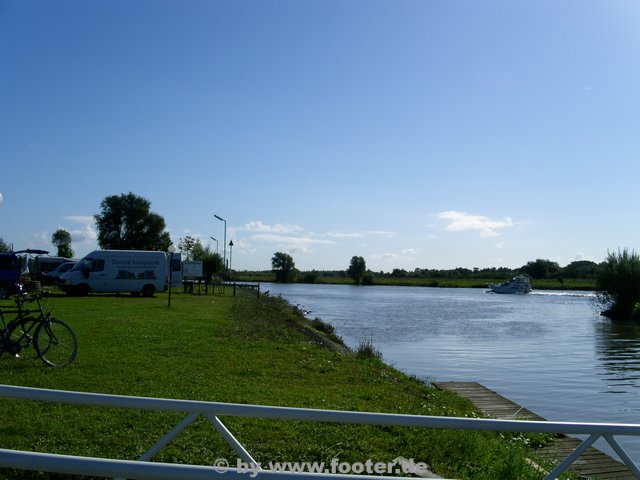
(182, 261), (203, 278)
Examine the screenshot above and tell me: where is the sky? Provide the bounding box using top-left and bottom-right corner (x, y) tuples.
(1, 0), (640, 272)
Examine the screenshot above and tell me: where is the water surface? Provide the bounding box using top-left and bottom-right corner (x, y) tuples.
(262, 283), (640, 461)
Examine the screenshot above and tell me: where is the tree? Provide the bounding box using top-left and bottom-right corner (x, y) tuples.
(0, 237), (10, 253)
(562, 260), (599, 279)
(178, 235), (198, 261)
(520, 259), (560, 279)
(347, 256), (367, 285)
(192, 241), (224, 279)
(52, 228), (74, 258)
(272, 252), (296, 283)
(94, 192), (171, 251)
(596, 248), (640, 320)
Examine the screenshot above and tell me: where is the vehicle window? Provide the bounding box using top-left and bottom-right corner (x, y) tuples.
(73, 258), (93, 271)
(91, 259), (105, 272)
(0, 256), (17, 271)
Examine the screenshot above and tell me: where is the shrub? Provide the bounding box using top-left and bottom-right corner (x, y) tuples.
(310, 317), (335, 336)
(356, 337), (383, 360)
(596, 248), (640, 320)
(362, 274), (375, 285)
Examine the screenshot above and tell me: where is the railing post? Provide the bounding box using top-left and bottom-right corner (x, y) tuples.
(544, 433), (599, 480)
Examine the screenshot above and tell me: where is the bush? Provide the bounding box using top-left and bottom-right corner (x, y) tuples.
(596, 248), (640, 320)
(356, 337), (383, 360)
(302, 272), (318, 284)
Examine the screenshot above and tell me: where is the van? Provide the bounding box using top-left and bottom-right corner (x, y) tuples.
(29, 256), (73, 280)
(43, 261), (76, 284)
(59, 250), (172, 297)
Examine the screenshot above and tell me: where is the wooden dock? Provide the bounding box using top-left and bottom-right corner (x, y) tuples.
(434, 382), (638, 479)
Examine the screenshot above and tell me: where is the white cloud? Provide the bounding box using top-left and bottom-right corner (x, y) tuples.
(371, 248), (420, 262)
(29, 231), (49, 246)
(365, 230), (399, 238)
(436, 211), (513, 238)
(327, 231), (363, 238)
(572, 252), (595, 262)
(252, 233), (336, 254)
(327, 230), (398, 239)
(62, 216), (98, 243)
(371, 252), (400, 261)
(239, 221), (304, 234)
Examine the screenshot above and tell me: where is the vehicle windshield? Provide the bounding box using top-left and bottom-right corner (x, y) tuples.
(72, 258), (93, 271)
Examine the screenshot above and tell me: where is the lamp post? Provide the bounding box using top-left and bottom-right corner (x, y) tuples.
(228, 240), (234, 280)
(214, 214), (227, 280)
(210, 237), (219, 255)
(167, 244), (176, 307)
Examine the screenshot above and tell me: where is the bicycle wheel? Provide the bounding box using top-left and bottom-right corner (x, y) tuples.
(7, 317), (39, 356)
(34, 317), (77, 366)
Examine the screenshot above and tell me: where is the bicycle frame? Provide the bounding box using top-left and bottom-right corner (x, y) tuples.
(0, 294), (49, 356)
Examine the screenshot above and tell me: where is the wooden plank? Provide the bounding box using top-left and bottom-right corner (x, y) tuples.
(434, 382), (638, 479)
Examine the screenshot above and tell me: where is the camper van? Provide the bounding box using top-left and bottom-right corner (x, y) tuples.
(0, 249), (48, 298)
(59, 250), (171, 297)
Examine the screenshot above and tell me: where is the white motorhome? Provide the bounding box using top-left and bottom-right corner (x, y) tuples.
(59, 250), (172, 297)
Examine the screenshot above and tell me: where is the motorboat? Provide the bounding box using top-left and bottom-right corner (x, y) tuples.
(489, 275), (532, 294)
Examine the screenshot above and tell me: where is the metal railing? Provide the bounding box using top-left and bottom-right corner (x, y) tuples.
(0, 383), (639, 480)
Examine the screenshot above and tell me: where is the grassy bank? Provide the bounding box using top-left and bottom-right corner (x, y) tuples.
(0, 290), (571, 479)
(233, 272), (595, 290)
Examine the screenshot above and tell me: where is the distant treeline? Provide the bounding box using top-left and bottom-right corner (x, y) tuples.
(233, 259), (600, 288)
(381, 259), (599, 281)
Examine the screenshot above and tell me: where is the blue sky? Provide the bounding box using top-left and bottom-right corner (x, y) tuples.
(1, 0), (639, 271)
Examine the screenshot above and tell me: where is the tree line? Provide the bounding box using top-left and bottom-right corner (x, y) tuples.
(269, 252), (601, 285)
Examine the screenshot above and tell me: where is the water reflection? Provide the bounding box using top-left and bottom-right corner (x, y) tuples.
(594, 319), (640, 397)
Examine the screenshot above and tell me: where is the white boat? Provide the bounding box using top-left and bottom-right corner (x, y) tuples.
(489, 275), (532, 294)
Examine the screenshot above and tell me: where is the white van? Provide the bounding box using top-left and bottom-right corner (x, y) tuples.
(59, 250), (170, 297)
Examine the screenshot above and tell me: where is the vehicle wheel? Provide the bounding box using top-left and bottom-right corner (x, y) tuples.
(141, 284), (155, 297)
(8, 317), (39, 353)
(77, 284), (90, 296)
(34, 317), (78, 367)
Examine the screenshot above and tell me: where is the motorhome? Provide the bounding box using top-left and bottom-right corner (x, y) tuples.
(0, 249), (48, 297)
(29, 256), (73, 280)
(59, 250), (174, 297)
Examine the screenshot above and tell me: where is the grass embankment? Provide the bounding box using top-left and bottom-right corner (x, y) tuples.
(0, 290), (570, 479)
(233, 272), (595, 290)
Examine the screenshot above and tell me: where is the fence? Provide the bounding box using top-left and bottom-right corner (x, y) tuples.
(0, 384), (639, 479)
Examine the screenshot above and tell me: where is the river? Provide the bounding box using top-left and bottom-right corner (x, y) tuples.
(261, 282), (640, 462)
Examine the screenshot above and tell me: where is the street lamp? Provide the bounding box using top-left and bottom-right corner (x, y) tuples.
(214, 214), (227, 280)
(228, 240), (234, 279)
(210, 237), (219, 255)
(167, 244), (176, 307)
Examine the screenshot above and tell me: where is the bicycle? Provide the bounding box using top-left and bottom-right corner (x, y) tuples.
(0, 289), (77, 367)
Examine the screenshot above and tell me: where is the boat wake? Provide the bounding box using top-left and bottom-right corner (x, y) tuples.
(530, 290), (595, 298)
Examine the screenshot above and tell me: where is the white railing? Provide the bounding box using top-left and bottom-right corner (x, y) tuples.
(0, 384), (639, 480)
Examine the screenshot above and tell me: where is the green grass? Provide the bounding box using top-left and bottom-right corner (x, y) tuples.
(0, 289), (571, 479)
